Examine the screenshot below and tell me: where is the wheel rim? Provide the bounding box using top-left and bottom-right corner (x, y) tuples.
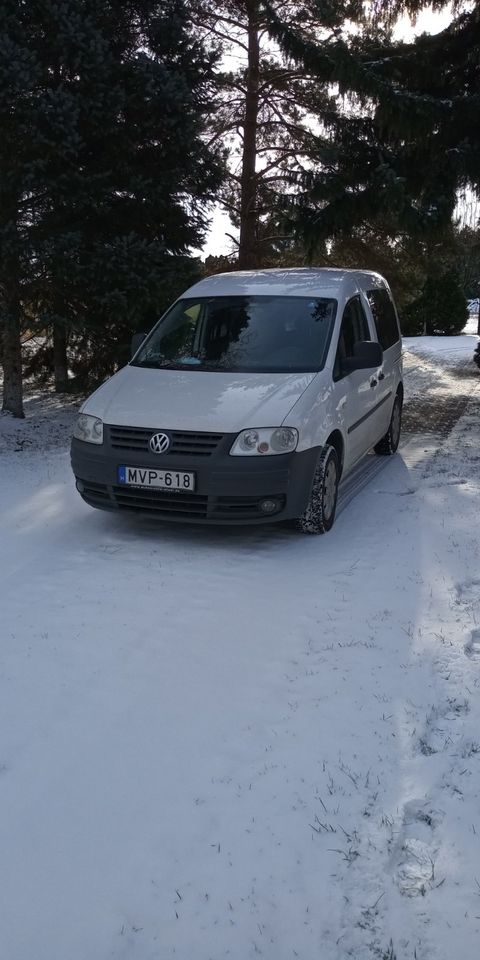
(391, 400), (401, 445)
(323, 459), (337, 519)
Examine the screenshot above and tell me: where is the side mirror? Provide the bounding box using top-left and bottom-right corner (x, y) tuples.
(131, 332), (147, 359)
(341, 340), (383, 374)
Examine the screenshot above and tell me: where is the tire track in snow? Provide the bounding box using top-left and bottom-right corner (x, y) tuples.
(339, 345), (479, 519)
(323, 376), (480, 959)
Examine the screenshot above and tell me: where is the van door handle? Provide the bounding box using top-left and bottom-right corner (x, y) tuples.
(370, 377), (377, 388)
(378, 371), (385, 381)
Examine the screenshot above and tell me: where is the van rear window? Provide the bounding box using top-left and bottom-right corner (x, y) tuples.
(366, 288), (400, 350)
(132, 296), (337, 373)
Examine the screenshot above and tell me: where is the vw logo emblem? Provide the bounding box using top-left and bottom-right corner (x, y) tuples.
(149, 432), (170, 454)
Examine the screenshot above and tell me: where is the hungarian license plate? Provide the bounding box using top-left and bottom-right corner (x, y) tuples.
(118, 465), (195, 491)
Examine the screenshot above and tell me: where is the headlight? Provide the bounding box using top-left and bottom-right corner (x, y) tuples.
(230, 427), (298, 456)
(73, 414), (104, 445)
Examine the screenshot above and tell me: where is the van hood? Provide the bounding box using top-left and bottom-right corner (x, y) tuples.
(82, 364), (316, 433)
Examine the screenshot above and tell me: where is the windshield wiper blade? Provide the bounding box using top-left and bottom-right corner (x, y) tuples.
(132, 359), (185, 369)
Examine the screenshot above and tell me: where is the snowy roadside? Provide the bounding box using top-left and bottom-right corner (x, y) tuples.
(0, 390), (81, 453)
(0, 335), (479, 960)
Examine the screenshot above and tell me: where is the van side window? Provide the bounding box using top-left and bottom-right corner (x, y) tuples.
(333, 297), (370, 380)
(367, 288), (400, 350)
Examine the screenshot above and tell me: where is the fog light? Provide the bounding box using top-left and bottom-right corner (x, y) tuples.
(260, 499), (279, 514)
(76, 479), (85, 493)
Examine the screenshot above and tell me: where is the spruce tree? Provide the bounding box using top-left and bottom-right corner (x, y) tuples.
(263, 1), (478, 251)
(402, 267), (468, 336)
(0, 0), (223, 415)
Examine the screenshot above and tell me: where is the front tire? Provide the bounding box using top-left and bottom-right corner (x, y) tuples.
(297, 445), (339, 535)
(374, 392), (402, 455)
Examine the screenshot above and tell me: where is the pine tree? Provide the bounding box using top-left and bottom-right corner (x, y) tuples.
(263, 1), (478, 251)
(192, 0), (368, 268)
(402, 267), (468, 336)
(0, 0), (223, 415)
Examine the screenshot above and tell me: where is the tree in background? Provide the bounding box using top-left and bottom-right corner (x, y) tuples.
(402, 267), (469, 336)
(454, 225), (480, 302)
(0, 0), (223, 416)
(194, 0), (371, 269)
(262, 1), (478, 276)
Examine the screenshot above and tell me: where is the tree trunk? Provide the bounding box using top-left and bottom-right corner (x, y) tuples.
(1, 289), (24, 418)
(53, 319), (68, 392)
(238, 1), (260, 270)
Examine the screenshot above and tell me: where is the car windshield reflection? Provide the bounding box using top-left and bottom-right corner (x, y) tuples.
(132, 295), (337, 374)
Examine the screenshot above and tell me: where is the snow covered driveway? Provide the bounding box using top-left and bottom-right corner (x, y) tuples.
(1, 335), (479, 960)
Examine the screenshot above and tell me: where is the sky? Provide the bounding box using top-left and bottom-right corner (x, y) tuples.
(200, 5), (456, 260)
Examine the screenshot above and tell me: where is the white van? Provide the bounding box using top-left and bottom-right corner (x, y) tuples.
(71, 268), (403, 533)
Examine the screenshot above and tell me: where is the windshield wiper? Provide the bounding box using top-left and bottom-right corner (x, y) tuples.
(132, 358), (188, 370)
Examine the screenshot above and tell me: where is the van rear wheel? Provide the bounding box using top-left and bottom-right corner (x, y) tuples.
(297, 445), (339, 535)
(374, 393), (402, 455)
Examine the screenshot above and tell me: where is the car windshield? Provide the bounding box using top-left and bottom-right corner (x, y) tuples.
(132, 295), (337, 374)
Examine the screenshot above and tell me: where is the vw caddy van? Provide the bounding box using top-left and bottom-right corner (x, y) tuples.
(71, 268), (403, 533)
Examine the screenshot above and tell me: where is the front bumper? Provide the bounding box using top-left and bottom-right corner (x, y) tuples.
(71, 427), (319, 524)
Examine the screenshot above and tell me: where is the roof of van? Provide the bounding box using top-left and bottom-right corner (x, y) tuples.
(183, 267), (385, 300)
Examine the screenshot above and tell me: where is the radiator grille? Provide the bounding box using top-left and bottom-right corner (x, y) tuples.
(108, 425), (223, 457)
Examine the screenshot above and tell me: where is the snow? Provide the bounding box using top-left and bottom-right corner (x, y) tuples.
(1, 335), (480, 960)
(464, 311), (479, 335)
(404, 332), (478, 362)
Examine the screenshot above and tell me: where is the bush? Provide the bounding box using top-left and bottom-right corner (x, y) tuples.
(401, 268), (468, 335)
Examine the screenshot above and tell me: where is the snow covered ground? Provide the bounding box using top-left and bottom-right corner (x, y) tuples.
(1, 333), (479, 960)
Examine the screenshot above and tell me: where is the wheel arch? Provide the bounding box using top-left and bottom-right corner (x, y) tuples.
(325, 429), (345, 479)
